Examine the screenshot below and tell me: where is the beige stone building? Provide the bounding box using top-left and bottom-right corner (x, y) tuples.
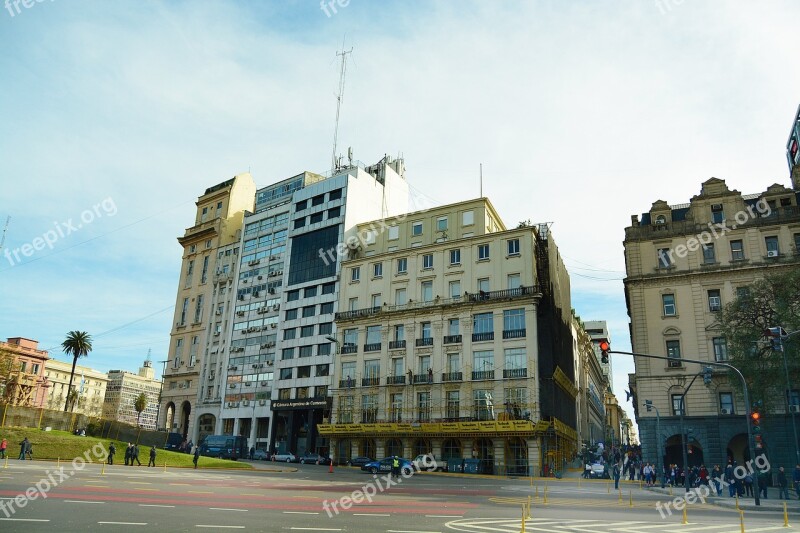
(44, 359), (108, 416)
(159, 173), (256, 438)
(573, 316), (608, 446)
(625, 175), (800, 468)
(103, 358), (162, 429)
(322, 198), (577, 476)
(0, 337), (49, 407)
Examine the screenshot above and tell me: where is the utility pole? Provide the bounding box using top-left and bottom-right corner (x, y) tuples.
(331, 44), (353, 172)
(0, 216), (10, 252)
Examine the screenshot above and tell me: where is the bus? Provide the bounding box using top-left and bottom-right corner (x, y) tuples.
(198, 435), (248, 460)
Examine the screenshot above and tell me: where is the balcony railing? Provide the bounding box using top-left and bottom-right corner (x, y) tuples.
(472, 370), (495, 380)
(472, 332), (494, 342)
(389, 340), (406, 349)
(502, 329), (526, 339)
(467, 286), (538, 303)
(443, 335), (462, 344)
(503, 368), (528, 379)
(386, 375), (406, 385)
(416, 337), (434, 347)
(363, 343), (382, 352)
(442, 372), (463, 382)
(362, 377), (380, 386)
(335, 306), (381, 321)
(341, 345), (358, 355)
(413, 374), (433, 384)
(338, 379), (355, 388)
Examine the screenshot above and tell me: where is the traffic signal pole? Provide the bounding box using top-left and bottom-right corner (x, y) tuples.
(608, 349), (760, 506)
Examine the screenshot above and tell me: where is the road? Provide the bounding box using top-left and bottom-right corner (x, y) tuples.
(0, 460), (796, 532)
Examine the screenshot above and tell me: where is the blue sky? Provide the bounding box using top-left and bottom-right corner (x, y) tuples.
(2, 0), (799, 428)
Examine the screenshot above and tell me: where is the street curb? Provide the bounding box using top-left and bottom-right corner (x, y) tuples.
(645, 486), (800, 513)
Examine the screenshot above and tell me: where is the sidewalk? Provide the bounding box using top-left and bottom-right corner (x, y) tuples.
(646, 484), (800, 513)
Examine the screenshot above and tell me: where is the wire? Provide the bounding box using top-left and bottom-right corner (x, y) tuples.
(571, 272), (625, 281)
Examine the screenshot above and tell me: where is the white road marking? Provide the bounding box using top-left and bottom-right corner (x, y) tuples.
(354, 513), (390, 516)
(196, 526), (245, 529)
(64, 500), (106, 504)
(140, 504), (176, 508)
(289, 529), (343, 532)
(210, 507), (248, 512)
(283, 511), (320, 515)
(426, 515), (463, 518)
(98, 522), (148, 526)
(0, 518), (51, 522)
(387, 531), (443, 533)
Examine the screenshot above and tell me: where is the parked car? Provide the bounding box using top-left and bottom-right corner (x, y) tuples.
(163, 432), (184, 451)
(253, 449), (270, 461)
(299, 452), (330, 465)
(273, 451), (297, 463)
(413, 454), (445, 472)
(590, 462), (610, 479)
(346, 456), (374, 468)
(361, 457), (415, 476)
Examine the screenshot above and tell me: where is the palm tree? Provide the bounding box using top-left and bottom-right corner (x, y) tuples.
(134, 392), (148, 427)
(62, 331), (92, 412)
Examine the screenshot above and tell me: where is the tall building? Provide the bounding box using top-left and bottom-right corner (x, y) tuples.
(321, 198), (577, 476)
(44, 359), (108, 416)
(159, 173), (256, 439)
(584, 320), (613, 393)
(103, 358), (162, 429)
(625, 177), (800, 468)
(0, 337), (49, 407)
(573, 316), (608, 446)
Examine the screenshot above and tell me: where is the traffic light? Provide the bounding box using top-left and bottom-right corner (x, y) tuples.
(751, 410), (761, 435)
(599, 340), (610, 364)
(703, 366), (713, 386)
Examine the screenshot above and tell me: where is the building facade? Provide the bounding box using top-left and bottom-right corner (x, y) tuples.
(44, 359), (108, 416)
(584, 321), (613, 393)
(625, 177), (800, 469)
(103, 358), (162, 429)
(0, 337), (49, 407)
(321, 198), (578, 476)
(573, 317), (608, 446)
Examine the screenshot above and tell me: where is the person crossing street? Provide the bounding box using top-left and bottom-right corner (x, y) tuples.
(148, 445), (157, 467)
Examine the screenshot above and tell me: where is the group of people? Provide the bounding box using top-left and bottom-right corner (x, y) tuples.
(14, 437), (33, 460)
(106, 442), (158, 467)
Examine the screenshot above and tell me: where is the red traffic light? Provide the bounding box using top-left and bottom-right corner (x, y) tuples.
(751, 412), (760, 421)
(599, 340), (610, 352)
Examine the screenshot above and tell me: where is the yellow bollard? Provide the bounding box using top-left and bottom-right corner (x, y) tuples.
(639, 478), (643, 489)
(669, 485), (673, 496)
(682, 506), (688, 525)
(3, 455), (8, 469)
(618, 487), (622, 503)
(629, 489), (633, 508)
(163, 461), (167, 473)
(101, 462), (105, 475)
(735, 494), (740, 510)
(544, 485), (548, 505)
(57, 457), (60, 467)
(739, 510), (745, 533)
(784, 502), (789, 528)
(520, 504), (526, 533)
(535, 485), (539, 499)
(527, 495), (532, 518)
(607, 480), (611, 494)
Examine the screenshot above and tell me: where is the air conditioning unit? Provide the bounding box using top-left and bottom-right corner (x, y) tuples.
(720, 408), (730, 415)
(791, 405), (800, 414)
(229, 366), (238, 371)
(245, 382), (252, 387)
(232, 401), (240, 407)
(213, 332), (220, 336)
(273, 304), (280, 311)
(258, 275), (263, 280)
(253, 291), (260, 297)
(259, 400), (267, 406)
(268, 288), (275, 294)
(270, 323), (277, 328)
(226, 402), (234, 408)
(243, 279), (248, 284)
(230, 384), (237, 389)
(260, 343), (269, 349)
(277, 270), (283, 275)
(767, 250), (779, 258)
(269, 271), (276, 277)
(215, 310), (222, 315)
(260, 381), (268, 386)
(267, 361), (273, 366)
(242, 400), (250, 406)
(237, 311), (245, 317)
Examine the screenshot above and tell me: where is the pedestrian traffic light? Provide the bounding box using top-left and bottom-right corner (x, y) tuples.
(702, 366), (713, 386)
(599, 340), (610, 364)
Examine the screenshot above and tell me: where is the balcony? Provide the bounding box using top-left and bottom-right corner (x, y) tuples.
(472, 370), (495, 380)
(338, 379), (355, 388)
(472, 332), (494, 342)
(443, 335), (462, 344)
(386, 375), (406, 385)
(503, 368), (528, 379)
(467, 286), (538, 303)
(335, 306), (381, 321)
(442, 372), (463, 382)
(389, 340), (406, 349)
(416, 337), (434, 347)
(362, 377), (380, 386)
(413, 373), (433, 384)
(341, 345), (358, 355)
(502, 329), (526, 339)
(363, 343), (382, 352)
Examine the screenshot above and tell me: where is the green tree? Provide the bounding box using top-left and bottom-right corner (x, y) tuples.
(0, 346), (15, 401)
(719, 268), (800, 412)
(134, 392), (148, 427)
(61, 331), (92, 412)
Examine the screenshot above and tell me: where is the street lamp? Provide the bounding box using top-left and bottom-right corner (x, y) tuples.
(155, 360), (170, 432)
(644, 400), (664, 488)
(764, 327), (800, 465)
(325, 336), (340, 356)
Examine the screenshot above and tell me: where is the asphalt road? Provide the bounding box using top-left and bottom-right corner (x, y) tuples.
(0, 459), (797, 532)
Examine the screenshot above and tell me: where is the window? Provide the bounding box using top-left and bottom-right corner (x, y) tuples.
(388, 226), (399, 240)
(394, 325), (405, 342)
(322, 282), (336, 295)
(373, 262), (383, 277)
(448, 318), (460, 336)
(507, 274), (521, 290)
(281, 348), (294, 360)
(478, 278), (490, 293)
(303, 286), (318, 298)
(201, 256), (209, 284)
(371, 294), (381, 308)
(657, 248), (672, 268)
(507, 239), (520, 256)
(294, 218), (306, 229)
(283, 328), (297, 340)
(329, 189), (342, 201)
(194, 294), (204, 323)
(719, 392), (734, 414)
(364, 360), (380, 380)
(672, 394), (685, 416)
(327, 206), (341, 218)
(180, 298), (189, 325)
(317, 343), (331, 356)
(320, 302), (334, 314)
(302, 305), (316, 318)
(478, 244), (490, 260)
(279, 388), (291, 399)
(417, 392), (431, 422)
(397, 257), (407, 274)
(366, 325), (381, 346)
(348, 298), (358, 311)
(296, 386), (309, 398)
(473, 312), (494, 334)
(418, 354), (430, 376)
(285, 309), (298, 320)
(287, 290), (300, 302)
(300, 325), (315, 338)
(351, 267), (360, 282)
(412, 222), (423, 236)
(437, 217), (448, 231)
(390, 392), (403, 422)
(505, 348), (525, 370)
(422, 254), (433, 269)
(449, 249), (461, 265)
(730, 240), (745, 261)
(711, 204), (725, 223)
(280, 368), (293, 380)
(298, 366), (312, 378)
(736, 286), (750, 299)
(299, 345), (313, 357)
(421, 322), (432, 339)
(666, 340), (681, 367)
(421, 281), (433, 302)
(319, 322), (333, 335)
(449, 280), (461, 298)
(702, 244), (716, 264)
(713, 337), (728, 361)
(311, 194), (325, 206)
(446, 390), (460, 419)
(462, 210), (474, 226)
(310, 212), (323, 224)
(395, 288), (407, 305)
(766, 236), (779, 256)
(343, 328), (358, 348)
(503, 309), (525, 332)
(795, 233), (800, 254)
(295, 200), (307, 211)
(315, 385), (328, 397)
(473, 389), (492, 420)
(707, 289), (721, 312)
(662, 294), (676, 316)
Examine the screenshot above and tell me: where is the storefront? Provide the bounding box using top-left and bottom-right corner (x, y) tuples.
(269, 397), (332, 457)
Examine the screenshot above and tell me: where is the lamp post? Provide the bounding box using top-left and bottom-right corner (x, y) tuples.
(644, 400), (663, 487)
(677, 372), (705, 493)
(155, 360), (169, 432)
(764, 327), (800, 465)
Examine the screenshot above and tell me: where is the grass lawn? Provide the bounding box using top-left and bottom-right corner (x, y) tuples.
(0, 426), (252, 469)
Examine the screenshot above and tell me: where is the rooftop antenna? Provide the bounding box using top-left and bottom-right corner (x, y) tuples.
(0, 216), (10, 252)
(479, 163), (483, 197)
(331, 41), (353, 172)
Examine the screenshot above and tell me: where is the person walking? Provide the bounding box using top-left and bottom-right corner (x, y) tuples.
(193, 445), (200, 469)
(758, 469), (769, 499)
(744, 472), (754, 497)
(25, 441), (33, 460)
(108, 442), (116, 465)
(0, 437), (7, 459)
(726, 463), (737, 497)
(18, 437), (29, 460)
(613, 461), (621, 490)
(148, 446), (157, 467)
(778, 466), (789, 499)
(125, 443), (132, 466)
(712, 465), (722, 496)
(133, 444), (142, 466)
(793, 464), (800, 500)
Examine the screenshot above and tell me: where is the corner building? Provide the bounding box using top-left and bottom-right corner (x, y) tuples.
(322, 198), (577, 475)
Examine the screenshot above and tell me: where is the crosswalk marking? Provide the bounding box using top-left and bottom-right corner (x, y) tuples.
(444, 518), (793, 533)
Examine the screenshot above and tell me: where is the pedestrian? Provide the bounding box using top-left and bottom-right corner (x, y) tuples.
(249, 446), (255, 460)
(726, 463), (737, 497)
(712, 465), (722, 496)
(584, 462), (591, 479)
(125, 443), (132, 466)
(0, 437), (7, 459)
(392, 456), (400, 479)
(133, 444), (142, 466)
(613, 461), (621, 490)
(193, 445), (200, 469)
(108, 442), (116, 465)
(778, 466), (789, 499)
(25, 441), (33, 460)
(744, 472), (753, 497)
(18, 437), (29, 460)
(148, 446), (157, 467)
(758, 469), (769, 499)
(793, 464), (800, 500)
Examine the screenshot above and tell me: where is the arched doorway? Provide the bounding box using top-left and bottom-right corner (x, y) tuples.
(664, 434), (704, 468)
(360, 438), (376, 459)
(475, 437), (494, 474)
(165, 402), (176, 431)
(180, 401), (191, 438)
(413, 438), (432, 458)
(505, 437), (528, 475)
(386, 438), (403, 457)
(726, 433), (753, 465)
(197, 413), (215, 443)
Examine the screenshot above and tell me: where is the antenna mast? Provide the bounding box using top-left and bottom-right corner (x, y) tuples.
(0, 216), (10, 252)
(480, 163), (483, 197)
(331, 44), (353, 171)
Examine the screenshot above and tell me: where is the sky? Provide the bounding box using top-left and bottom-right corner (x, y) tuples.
(2, 0), (799, 432)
